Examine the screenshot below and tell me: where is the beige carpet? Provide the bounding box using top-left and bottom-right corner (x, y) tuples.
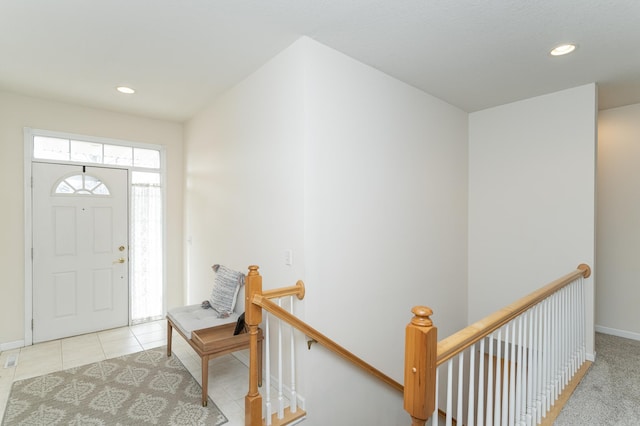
(2, 346), (228, 426)
(555, 333), (640, 425)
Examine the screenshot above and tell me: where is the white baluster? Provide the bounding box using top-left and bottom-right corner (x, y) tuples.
(553, 291), (559, 403)
(560, 288), (564, 389)
(494, 328), (502, 426)
(551, 294), (557, 408)
(571, 282), (576, 372)
(556, 290), (562, 400)
(486, 334), (494, 426)
(568, 286), (571, 377)
(289, 296), (297, 413)
(498, 324), (510, 426)
(540, 301), (547, 423)
(468, 345), (476, 426)
(579, 276), (586, 363)
(478, 338), (486, 426)
(533, 304), (542, 425)
(501, 325), (510, 426)
(558, 287), (569, 395)
(461, 344), (476, 426)
(579, 276), (585, 361)
(569, 283), (575, 377)
(265, 313), (272, 425)
(447, 360), (453, 426)
(457, 352), (464, 426)
(543, 295), (551, 414)
(574, 279), (580, 364)
(522, 312), (529, 425)
(525, 308), (534, 426)
(567, 284), (573, 378)
(574, 280), (580, 370)
(576, 278), (582, 363)
(558, 289), (563, 391)
(568, 284), (574, 380)
(508, 321), (517, 426)
(435, 366), (439, 423)
(577, 278), (582, 363)
(515, 314), (524, 425)
(277, 299), (284, 419)
(552, 293), (557, 409)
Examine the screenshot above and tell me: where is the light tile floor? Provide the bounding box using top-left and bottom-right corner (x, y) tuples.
(0, 320), (268, 425)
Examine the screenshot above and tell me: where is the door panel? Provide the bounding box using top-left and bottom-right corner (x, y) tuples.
(32, 162), (129, 343)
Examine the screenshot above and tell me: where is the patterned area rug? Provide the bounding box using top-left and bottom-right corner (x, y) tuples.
(2, 346), (228, 426)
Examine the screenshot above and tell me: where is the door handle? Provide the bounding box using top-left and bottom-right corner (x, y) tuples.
(113, 257), (126, 264)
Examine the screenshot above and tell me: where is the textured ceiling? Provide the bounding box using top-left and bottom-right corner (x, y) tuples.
(1, 0), (639, 122)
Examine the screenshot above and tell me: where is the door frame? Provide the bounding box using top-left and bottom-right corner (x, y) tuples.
(23, 127), (167, 346)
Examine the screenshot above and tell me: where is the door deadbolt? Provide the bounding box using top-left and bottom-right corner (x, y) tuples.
(119, 246), (125, 252)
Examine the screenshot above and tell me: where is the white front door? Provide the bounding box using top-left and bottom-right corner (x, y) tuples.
(32, 162), (129, 343)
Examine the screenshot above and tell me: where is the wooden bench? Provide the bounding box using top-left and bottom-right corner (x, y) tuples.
(166, 301), (263, 406)
(167, 285), (263, 407)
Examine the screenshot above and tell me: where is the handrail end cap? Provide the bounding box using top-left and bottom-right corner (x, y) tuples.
(578, 263), (591, 278)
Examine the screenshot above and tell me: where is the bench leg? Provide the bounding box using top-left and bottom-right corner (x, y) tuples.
(201, 355), (209, 407)
(167, 320), (172, 357)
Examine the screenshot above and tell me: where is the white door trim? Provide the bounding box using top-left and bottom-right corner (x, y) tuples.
(23, 127), (168, 346)
(23, 128), (34, 347)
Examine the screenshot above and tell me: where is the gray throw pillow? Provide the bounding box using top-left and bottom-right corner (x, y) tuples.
(209, 264), (245, 317)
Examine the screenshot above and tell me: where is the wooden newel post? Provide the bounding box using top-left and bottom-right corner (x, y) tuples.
(245, 265), (263, 426)
(404, 306), (437, 426)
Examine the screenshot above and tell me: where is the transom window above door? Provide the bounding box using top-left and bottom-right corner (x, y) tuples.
(33, 136), (160, 169)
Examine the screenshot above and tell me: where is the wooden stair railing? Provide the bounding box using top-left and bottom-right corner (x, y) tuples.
(244, 265), (404, 426)
(243, 263), (591, 426)
(403, 263), (592, 426)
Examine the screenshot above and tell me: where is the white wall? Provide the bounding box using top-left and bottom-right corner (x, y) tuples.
(184, 37), (469, 425)
(0, 90), (184, 348)
(301, 39), (468, 425)
(183, 39), (306, 303)
(596, 103), (640, 340)
(183, 35), (308, 422)
(468, 84), (597, 356)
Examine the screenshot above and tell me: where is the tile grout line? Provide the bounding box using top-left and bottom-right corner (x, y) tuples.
(97, 332), (107, 360)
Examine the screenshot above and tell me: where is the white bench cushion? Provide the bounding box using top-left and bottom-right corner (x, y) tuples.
(168, 284), (246, 339)
(167, 304), (239, 339)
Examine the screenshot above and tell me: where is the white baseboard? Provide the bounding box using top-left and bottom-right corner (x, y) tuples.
(233, 350), (306, 411)
(0, 340), (24, 351)
(595, 325), (640, 341)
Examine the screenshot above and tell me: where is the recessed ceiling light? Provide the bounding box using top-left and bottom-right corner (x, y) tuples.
(116, 86), (135, 94)
(550, 44), (577, 56)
